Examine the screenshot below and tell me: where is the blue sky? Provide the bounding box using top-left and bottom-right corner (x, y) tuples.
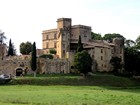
(0, 0), (140, 54)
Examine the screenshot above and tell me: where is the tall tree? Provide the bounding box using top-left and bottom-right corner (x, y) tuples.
(77, 35), (83, 52)
(91, 32), (102, 40)
(7, 39), (14, 56)
(20, 41), (32, 55)
(31, 42), (37, 77)
(74, 50), (92, 77)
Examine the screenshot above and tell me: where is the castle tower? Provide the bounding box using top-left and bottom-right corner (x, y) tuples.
(113, 38), (124, 62)
(57, 18), (71, 58)
(57, 18), (71, 29)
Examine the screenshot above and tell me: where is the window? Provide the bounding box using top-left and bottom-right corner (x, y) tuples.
(63, 50), (65, 54)
(54, 42), (57, 48)
(101, 49), (103, 53)
(84, 34), (87, 37)
(120, 50), (122, 54)
(46, 35), (48, 40)
(54, 33), (56, 39)
(101, 56), (103, 60)
(46, 42), (48, 48)
(63, 44), (65, 48)
(102, 64), (103, 67)
(92, 55), (94, 58)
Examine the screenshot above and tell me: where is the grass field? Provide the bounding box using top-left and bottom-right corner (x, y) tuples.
(0, 85), (140, 105)
(0, 74), (140, 105)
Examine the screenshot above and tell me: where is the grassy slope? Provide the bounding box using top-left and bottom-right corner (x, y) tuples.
(8, 73), (140, 87)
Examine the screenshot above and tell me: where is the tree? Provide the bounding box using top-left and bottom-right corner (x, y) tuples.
(135, 35), (140, 50)
(49, 49), (57, 54)
(110, 56), (122, 75)
(103, 33), (125, 42)
(0, 31), (6, 44)
(74, 50), (92, 76)
(135, 35), (140, 45)
(31, 42), (37, 77)
(20, 41), (32, 55)
(125, 39), (136, 48)
(91, 32), (102, 40)
(77, 35), (83, 52)
(12, 43), (17, 55)
(124, 47), (140, 76)
(7, 39), (14, 56)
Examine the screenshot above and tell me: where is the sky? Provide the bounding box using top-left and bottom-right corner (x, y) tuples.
(0, 0), (140, 55)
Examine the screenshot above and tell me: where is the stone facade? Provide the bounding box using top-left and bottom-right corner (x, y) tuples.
(42, 18), (124, 72)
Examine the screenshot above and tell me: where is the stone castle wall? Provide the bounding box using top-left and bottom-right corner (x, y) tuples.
(0, 56), (70, 76)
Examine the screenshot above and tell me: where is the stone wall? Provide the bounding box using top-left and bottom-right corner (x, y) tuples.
(0, 56), (70, 76)
(38, 58), (70, 74)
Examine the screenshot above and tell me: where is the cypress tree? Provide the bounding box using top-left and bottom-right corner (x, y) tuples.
(31, 42), (37, 77)
(7, 39), (14, 56)
(77, 35), (83, 52)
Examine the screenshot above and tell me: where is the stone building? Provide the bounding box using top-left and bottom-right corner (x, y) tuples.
(42, 18), (124, 72)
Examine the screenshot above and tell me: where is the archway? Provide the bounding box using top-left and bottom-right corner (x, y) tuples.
(16, 67), (23, 76)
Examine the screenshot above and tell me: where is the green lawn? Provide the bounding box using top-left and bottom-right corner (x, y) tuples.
(0, 74), (140, 105)
(0, 85), (140, 105)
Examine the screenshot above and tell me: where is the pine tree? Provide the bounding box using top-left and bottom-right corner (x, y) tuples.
(31, 42), (37, 77)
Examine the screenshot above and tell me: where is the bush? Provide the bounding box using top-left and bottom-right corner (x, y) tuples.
(39, 54), (53, 59)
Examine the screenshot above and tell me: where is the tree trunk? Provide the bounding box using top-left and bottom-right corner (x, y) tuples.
(33, 71), (36, 77)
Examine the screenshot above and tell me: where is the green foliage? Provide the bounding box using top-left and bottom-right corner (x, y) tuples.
(110, 56), (122, 75)
(31, 42), (37, 72)
(91, 32), (102, 40)
(74, 50), (92, 75)
(39, 54), (53, 59)
(49, 49), (57, 54)
(124, 47), (140, 75)
(125, 39), (136, 48)
(135, 35), (140, 45)
(20, 41), (32, 55)
(103, 33), (125, 42)
(7, 39), (14, 56)
(135, 35), (140, 50)
(77, 35), (83, 52)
